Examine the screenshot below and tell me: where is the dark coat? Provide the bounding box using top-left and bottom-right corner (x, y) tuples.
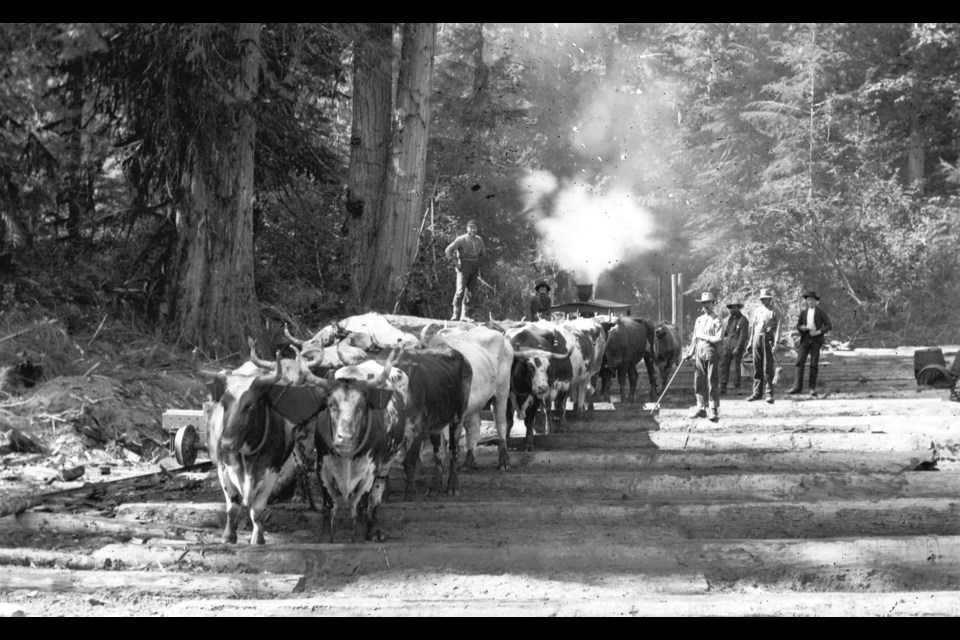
(795, 307), (832, 345)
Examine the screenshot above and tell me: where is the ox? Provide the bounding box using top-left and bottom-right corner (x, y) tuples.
(418, 326), (515, 471)
(653, 321), (682, 391)
(599, 317), (658, 404)
(394, 346), (472, 497)
(562, 317), (608, 415)
(298, 348), (408, 542)
(201, 354), (327, 545)
(504, 321), (573, 450)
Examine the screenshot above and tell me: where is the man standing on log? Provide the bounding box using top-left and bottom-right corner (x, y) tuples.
(747, 288), (780, 404)
(445, 220), (486, 322)
(683, 292), (724, 422)
(787, 290), (832, 397)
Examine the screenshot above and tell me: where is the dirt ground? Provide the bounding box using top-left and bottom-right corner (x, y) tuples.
(2, 342), (960, 616)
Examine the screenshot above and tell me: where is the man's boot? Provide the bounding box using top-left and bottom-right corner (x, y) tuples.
(687, 406), (706, 419)
(787, 366), (803, 394)
(708, 406), (719, 422)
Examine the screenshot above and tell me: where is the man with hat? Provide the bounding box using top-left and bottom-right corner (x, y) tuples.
(444, 219), (487, 321)
(529, 281), (553, 321)
(683, 291), (724, 421)
(719, 299), (750, 396)
(746, 288), (780, 404)
(788, 290), (832, 396)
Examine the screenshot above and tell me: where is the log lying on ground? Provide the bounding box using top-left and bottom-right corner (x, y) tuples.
(110, 496), (960, 543)
(15, 511), (216, 543)
(82, 535), (960, 579)
(0, 547), (103, 570)
(0, 566), (304, 596)
(166, 591), (960, 617)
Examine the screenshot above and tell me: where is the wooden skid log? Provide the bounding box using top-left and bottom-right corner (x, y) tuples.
(0, 566), (304, 596)
(165, 591), (960, 617)
(14, 511), (216, 543)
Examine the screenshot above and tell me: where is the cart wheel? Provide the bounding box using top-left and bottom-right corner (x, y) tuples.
(174, 424), (199, 468)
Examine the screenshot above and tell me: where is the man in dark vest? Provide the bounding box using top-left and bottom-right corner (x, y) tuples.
(719, 300), (750, 396)
(529, 281), (553, 321)
(787, 290), (832, 397)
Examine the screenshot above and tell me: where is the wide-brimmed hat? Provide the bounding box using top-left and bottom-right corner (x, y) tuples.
(466, 220), (478, 228)
(534, 281), (551, 292)
(759, 288), (774, 299)
(695, 292), (716, 303)
(726, 300), (743, 309)
(802, 290), (820, 300)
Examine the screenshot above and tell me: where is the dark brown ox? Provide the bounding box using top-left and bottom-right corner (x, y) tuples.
(653, 321), (682, 391)
(599, 317), (658, 403)
(394, 346), (472, 497)
(202, 355), (328, 545)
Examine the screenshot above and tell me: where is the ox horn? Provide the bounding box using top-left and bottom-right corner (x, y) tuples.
(258, 350), (283, 385)
(371, 345), (404, 388)
(299, 347), (325, 371)
(247, 337), (276, 370)
(283, 323), (305, 346)
(295, 346), (328, 387)
(515, 342), (574, 360)
(192, 348), (227, 382)
(336, 339), (369, 367)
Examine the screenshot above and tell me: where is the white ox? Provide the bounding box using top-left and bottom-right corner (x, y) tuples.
(419, 325), (515, 471)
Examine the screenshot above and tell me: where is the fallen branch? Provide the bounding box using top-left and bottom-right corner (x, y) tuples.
(81, 362), (100, 378)
(0, 319), (56, 345)
(87, 314), (108, 347)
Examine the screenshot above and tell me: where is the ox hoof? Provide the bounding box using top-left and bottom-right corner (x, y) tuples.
(221, 534), (237, 544)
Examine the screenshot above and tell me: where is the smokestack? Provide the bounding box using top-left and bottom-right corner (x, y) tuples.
(575, 283), (594, 302)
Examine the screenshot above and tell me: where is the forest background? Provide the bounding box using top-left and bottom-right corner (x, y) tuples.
(2, 23), (959, 373)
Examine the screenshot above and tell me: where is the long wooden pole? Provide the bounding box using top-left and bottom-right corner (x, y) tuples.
(671, 274), (678, 326)
(658, 275), (663, 323)
(678, 272), (684, 346)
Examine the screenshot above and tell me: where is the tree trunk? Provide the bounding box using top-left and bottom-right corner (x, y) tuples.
(167, 23), (262, 357)
(344, 23), (393, 308)
(346, 23), (436, 310)
(907, 109), (926, 191)
(63, 59), (93, 243)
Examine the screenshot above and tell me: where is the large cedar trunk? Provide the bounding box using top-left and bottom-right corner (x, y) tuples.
(167, 23), (262, 357)
(344, 23), (393, 306)
(345, 23), (436, 311)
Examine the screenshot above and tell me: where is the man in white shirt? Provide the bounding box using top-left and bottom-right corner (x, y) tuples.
(683, 292), (724, 421)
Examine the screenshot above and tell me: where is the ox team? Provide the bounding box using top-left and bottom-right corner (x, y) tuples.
(198, 286), (825, 544)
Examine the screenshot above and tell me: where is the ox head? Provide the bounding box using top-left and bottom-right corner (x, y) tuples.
(199, 350), (330, 456)
(300, 346), (404, 457)
(247, 337), (325, 384)
(512, 342), (574, 399)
